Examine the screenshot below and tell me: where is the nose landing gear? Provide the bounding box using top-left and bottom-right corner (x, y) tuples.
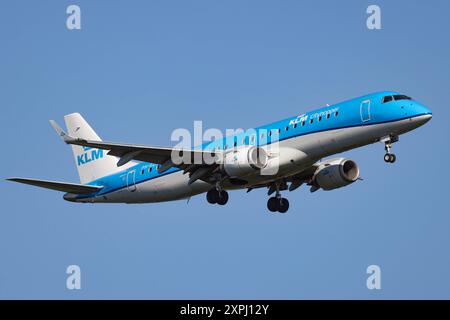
(384, 153), (396, 163)
(383, 135), (398, 163)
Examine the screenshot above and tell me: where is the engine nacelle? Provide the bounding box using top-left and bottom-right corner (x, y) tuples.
(313, 158), (360, 191)
(221, 146), (268, 177)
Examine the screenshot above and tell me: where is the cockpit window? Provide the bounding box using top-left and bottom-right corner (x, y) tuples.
(393, 94), (412, 101)
(382, 94), (412, 103)
(382, 96), (393, 103)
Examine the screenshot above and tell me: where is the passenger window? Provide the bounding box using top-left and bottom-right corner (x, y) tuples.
(293, 123), (297, 129)
(148, 167), (152, 173)
(285, 126), (289, 131)
(335, 111), (339, 117)
(318, 116), (322, 121)
(301, 121), (305, 126)
(310, 118), (313, 124)
(326, 113), (330, 119)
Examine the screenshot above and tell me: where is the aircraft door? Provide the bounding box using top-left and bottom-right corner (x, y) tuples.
(127, 170), (137, 192)
(360, 100), (371, 123)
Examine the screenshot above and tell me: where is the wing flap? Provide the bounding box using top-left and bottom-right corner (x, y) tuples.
(6, 178), (103, 194)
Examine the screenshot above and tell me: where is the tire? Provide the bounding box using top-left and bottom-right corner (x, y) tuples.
(206, 189), (217, 204)
(267, 197), (278, 212)
(217, 191), (229, 205)
(390, 154), (396, 163)
(278, 198), (289, 213)
(384, 154), (391, 163)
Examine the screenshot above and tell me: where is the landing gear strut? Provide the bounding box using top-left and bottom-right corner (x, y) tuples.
(267, 184), (289, 213)
(206, 188), (229, 205)
(383, 136), (398, 163)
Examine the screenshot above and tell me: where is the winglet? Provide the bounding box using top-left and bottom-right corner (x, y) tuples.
(49, 120), (76, 143)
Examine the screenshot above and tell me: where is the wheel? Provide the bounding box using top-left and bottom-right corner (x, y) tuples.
(389, 154), (396, 163)
(216, 191), (229, 205)
(278, 198), (289, 213)
(206, 189), (218, 204)
(267, 197), (278, 212)
(384, 154), (391, 163)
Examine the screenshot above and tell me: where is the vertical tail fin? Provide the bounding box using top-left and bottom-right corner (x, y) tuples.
(62, 113), (131, 184)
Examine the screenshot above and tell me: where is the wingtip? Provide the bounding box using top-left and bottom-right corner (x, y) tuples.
(49, 119), (65, 134)
(49, 119), (75, 143)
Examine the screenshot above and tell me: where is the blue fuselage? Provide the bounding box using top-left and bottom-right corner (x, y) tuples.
(75, 91), (432, 203)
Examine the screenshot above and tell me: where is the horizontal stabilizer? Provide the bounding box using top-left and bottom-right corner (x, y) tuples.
(6, 177), (103, 194)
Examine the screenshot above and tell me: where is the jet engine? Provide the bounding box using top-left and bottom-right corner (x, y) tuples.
(221, 146), (268, 177)
(313, 158), (360, 191)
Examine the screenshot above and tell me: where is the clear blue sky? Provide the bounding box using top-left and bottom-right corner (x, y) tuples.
(1, 0), (449, 299)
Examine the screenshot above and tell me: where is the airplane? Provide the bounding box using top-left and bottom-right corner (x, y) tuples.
(7, 91), (432, 213)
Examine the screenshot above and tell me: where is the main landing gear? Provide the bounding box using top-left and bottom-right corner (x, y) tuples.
(383, 135), (398, 163)
(267, 197), (289, 213)
(267, 185), (289, 213)
(206, 188), (229, 205)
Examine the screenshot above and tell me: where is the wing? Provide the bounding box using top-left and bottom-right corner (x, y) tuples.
(50, 120), (222, 183)
(6, 177), (103, 194)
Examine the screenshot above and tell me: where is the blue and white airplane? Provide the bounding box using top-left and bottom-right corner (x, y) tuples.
(7, 91), (432, 213)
